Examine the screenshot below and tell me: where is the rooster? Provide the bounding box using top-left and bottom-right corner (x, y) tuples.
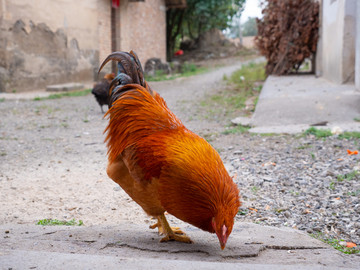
(99, 51), (240, 250)
(91, 73), (115, 113)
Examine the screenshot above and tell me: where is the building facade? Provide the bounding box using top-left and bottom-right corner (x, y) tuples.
(316, 0), (359, 90)
(0, 0), (185, 92)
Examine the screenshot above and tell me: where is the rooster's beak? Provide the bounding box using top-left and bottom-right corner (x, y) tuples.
(217, 225), (228, 250)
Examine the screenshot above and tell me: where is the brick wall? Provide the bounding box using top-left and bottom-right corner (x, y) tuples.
(119, 0), (167, 64)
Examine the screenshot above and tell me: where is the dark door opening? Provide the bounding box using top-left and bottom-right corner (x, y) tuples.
(111, 4), (117, 73)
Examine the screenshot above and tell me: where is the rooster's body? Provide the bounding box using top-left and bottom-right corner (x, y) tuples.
(100, 51), (240, 249)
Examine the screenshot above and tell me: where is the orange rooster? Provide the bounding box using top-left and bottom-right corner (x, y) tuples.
(99, 51), (240, 250)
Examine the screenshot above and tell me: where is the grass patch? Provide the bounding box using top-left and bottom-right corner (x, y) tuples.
(256, 133), (279, 137)
(310, 233), (359, 255)
(304, 127), (332, 138)
(34, 89), (91, 101)
(222, 125), (250, 135)
(304, 128), (360, 141)
(237, 209), (249, 216)
(199, 62), (266, 121)
(37, 218), (84, 226)
(296, 144), (312, 150)
(337, 170), (359, 182)
(145, 62), (208, 82)
(329, 181), (336, 190)
(228, 62), (266, 86)
(251, 186), (259, 195)
(348, 189), (360, 196)
(0, 98), (5, 102)
(338, 131), (360, 140)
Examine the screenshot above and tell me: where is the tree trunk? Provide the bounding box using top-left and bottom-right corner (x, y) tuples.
(166, 9), (185, 62)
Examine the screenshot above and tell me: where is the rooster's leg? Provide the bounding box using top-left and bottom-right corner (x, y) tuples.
(149, 221), (165, 235)
(155, 214), (193, 244)
(149, 216), (182, 235)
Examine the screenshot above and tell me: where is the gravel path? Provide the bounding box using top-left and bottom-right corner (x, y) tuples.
(1, 60), (359, 248)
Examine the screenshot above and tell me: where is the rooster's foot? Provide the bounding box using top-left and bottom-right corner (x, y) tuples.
(160, 233), (193, 244)
(154, 214), (193, 244)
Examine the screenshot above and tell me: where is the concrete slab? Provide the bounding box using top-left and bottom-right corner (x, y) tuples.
(1, 223), (359, 269)
(250, 75), (360, 133)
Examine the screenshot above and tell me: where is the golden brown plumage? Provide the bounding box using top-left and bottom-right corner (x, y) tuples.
(100, 51), (241, 249)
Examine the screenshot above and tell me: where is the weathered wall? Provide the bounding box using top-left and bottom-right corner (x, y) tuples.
(0, 0), (103, 92)
(0, 0), (168, 92)
(119, 0), (167, 64)
(318, 0), (357, 84)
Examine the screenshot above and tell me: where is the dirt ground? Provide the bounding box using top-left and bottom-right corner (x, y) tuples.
(0, 59), (251, 229)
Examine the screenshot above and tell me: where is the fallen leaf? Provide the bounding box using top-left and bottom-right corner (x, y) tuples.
(347, 149), (359, 155)
(265, 205), (271, 211)
(249, 207), (258, 212)
(262, 161), (277, 167)
(346, 242), (357, 248)
(337, 158), (343, 161)
(334, 197), (341, 200)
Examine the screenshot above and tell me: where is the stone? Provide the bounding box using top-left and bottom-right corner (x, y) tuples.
(231, 116), (252, 127)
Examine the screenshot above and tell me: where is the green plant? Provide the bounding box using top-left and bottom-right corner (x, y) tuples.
(237, 209), (249, 215)
(304, 127), (332, 138)
(329, 181), (336, 190)
(337, 171), (359, 182)
(36, 218), (84, 226)
(310, 233), (359, 255)
(296, 144), (312, 150)
(0, 98), (5, 102)
(251, 186), (259, 194)
(348, 189), (360, 196)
